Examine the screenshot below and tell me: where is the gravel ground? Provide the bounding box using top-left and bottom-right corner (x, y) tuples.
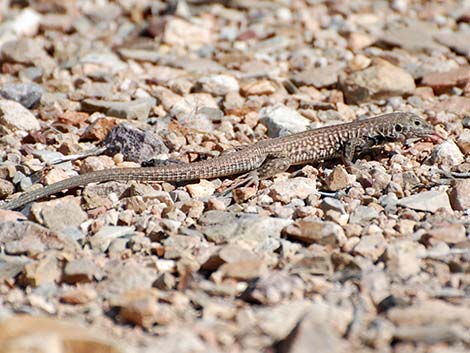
(0, 1), (469, 352)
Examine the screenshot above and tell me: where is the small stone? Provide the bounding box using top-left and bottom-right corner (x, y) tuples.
(81, 116), (118, 141)
(421, 66), (470, 94)
(424, 223), (466, 244)
(113, 289), (174, 327)
(0, 99), (40, 132)
(219, 259), (267, 280)
(186, 180), (216, 198)
(397, 190), (452, 213)
(385, 239), (425, 278)
(431, 140), (465, 168)
(433, 96), (470, 114)
(63, 258), (101, 283)
(283, 220), (347, 246)
(339, 59), (415, 104)
(269, 177), (316, 203)
(260, 103), (311, 137)
(456, 129), (470, 155)
(30, 197), (87, 234)
(0, 316), (125, 353)
(349, 205), (379, 225)
(82, 98), (156, 120)
(0, 221), (78, 256)
(242, 271), (304, 304)
(60, 287), (98, 304)
(198, 74), (239, 95)
(89, 226), (135, 252)
(450, 180), (470, 211)
(241, 79), (277, 96)
(170, 93), (219, 132)
(353, 234), (387, 261)
(163, 17), (213, 48)
(103, 123), (169, 163)
(0, 82), (44, 108)
(325, 165), (352, 191)
(0, 179), (14, 198)
(290, 64), (343, 88)
(348, 32), (375, 51)
(23, 254), (61, 287)
(276, 309), (345, 353)
(435, 30), (470, 58)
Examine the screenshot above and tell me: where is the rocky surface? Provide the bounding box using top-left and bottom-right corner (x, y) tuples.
(0, 1), (469, 353)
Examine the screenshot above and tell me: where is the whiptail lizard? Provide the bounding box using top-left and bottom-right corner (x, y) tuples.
(0, 112), (443, 210)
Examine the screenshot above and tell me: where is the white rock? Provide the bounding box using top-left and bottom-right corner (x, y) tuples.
(397, 190), (452, 213)
(431, 140), (464, 168)
(0, 99), (40, 132)
(260, 103), (311, 137)
(198, 74), (239, 95)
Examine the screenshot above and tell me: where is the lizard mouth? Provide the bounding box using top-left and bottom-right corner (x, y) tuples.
(423, 132), (446, 143)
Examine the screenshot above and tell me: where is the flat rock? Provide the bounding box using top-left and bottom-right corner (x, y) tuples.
(89, 226), (135, 252)
(103, 123), (169, 163)
(379, 20), (446, 52)
(30, 197), (87, 233)
(283, 220), (346, 246)
(276, 309), (345, 353)
(397, 190), (452, 213)
(63, 258), (101, 283)
(200, 211), (292, 244)
(456, 129), (470, 155)
(385, 239), (425, 278)
(260, 103), (311, 137)
(424, 223), (466, 244)
(430, 140), (464, 168)
(0, 316), (127, 353)
(268, 177), (317, 203)
(0, 99), (40, 132)
(339, 59), (416, 104)
(290, 64), (343, 88)
(81, 98), (156, 120)
(170, 93), (219, 132)
(198, 74), (239, 95)
(435, 30), (470, 58)
(421, 66), (470, 94)
(353, 234), (387, 261)
(349, 205), (379, 225)
(449, 179), (470, 211)
(0, 82), (44, 108)
(433, 96), (470, 114)
(0, 221), (78, 256)
(163, 16), (213, 48)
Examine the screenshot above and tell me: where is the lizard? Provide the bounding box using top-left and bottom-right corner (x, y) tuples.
(0, 112), (443, 211)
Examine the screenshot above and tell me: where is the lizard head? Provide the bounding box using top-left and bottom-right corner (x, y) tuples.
(389, 112), (445, 143)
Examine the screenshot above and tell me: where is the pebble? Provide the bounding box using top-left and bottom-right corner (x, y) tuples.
(283, 220), (347, 246)
(0, 99), (40, 132)
(30, 197), (87, 233)
(268, 177), (316, 203)
(198, 74), (240, 95)
(0, 1), (468, 352)
(89, 226), (135, 252)
(397, 190), (453, 213)
(449, 179), (470, 211)
(456, 129), (470, 154)
(339, 59), (415, 104)
(260, 103), (311, 137)
(82, 98), (156, 121)
(103, 123), (169, 163)
(0, 82), (44, 108)
(385, 239), (425, 278)
(430, 140), (464, 168)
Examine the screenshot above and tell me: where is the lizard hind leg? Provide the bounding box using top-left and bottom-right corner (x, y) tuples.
(219, 154), (292, 196)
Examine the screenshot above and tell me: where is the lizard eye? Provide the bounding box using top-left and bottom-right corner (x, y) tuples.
(394, 124), (403, 132)
(414, 120), (421, 126)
